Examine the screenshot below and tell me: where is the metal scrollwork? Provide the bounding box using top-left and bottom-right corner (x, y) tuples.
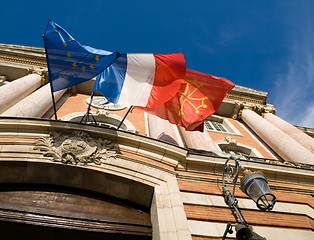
(222, 155), (243, 198)
(34, 131), (118, 165)
(224, 162), (237, 185)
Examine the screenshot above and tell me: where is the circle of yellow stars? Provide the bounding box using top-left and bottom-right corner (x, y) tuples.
(63, 41), (99, 73)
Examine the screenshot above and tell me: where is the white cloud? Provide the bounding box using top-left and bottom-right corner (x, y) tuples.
(299, 105), (314, 127)
(272, 6), (314, 128)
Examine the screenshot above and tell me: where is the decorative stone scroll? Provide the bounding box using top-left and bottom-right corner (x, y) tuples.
(34, 131), (118, 165)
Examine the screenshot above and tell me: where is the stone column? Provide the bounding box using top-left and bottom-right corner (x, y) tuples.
(179, 127), (221, 153)
(241, 109), (314, 165)
(148, 114), (184, 147)
(264, 113), (314, 154)
(1, 83), (66, 118)
(0, 74), (42, 114)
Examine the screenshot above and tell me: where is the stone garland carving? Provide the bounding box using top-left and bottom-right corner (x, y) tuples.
(34, 131), (118, 165)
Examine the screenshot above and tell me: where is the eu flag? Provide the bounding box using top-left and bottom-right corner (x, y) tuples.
(43, 20), (120, 92)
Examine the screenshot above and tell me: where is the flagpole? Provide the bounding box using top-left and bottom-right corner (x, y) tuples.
(42, 21), (58, 120)
(80, 90), (97, 125)
(49, 86), (58, 121)
(117, 105), (133, 130)
(80, 74), (101, 125)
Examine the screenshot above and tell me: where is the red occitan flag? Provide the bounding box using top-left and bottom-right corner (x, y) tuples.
(141, 68), (235, 131)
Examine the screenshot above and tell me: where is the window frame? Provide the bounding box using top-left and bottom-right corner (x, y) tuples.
(204, 116), (236, 134)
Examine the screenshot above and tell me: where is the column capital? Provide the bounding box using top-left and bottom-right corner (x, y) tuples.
(263, 104), (276, 114)
(232, 101), (276, 119)
(28, 68), (47, 85)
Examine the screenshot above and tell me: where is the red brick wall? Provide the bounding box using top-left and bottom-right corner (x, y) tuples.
(207, 118), (276, 159)
(178, 179), (314, 232)
(56, 93), (147, 135)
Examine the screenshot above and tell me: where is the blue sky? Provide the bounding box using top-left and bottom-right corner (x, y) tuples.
(1, 0), (313, 128)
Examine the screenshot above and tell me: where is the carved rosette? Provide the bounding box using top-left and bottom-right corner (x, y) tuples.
(34, 131), (118, 165)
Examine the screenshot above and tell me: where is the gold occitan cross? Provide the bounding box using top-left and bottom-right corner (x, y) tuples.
(178, 79), (208, 116)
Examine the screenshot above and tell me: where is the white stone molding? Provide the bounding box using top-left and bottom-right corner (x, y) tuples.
(188, 220), (314, 240)
(215, 137), (264, 158)
(181, 192), (314, 218)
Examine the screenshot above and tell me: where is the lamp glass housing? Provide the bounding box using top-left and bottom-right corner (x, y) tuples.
(241, 172), (276, 211)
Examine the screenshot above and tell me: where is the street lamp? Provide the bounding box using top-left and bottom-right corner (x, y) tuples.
(241, 171), (276, 211)
(221, 154), (276, 239)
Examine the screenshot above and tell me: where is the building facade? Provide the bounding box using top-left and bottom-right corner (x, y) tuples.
(0, 43), (313, 239)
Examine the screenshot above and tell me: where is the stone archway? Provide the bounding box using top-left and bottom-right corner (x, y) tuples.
(0, 118), (192, 240)
(0, 162), (153, 239)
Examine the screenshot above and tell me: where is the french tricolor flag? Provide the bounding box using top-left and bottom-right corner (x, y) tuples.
(95, 53), (186, 108)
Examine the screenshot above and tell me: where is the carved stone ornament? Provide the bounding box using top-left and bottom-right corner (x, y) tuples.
(86, 96), (125, 111)
(232, 101), (276, 119)
(34, 131), (118, 165)
(224, 136), (237, 145)
(231, 101), (244, 119)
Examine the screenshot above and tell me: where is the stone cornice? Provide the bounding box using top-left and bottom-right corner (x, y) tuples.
(296, 126), (314, 138)
(0, 117), (187, 171)
(226, 85), (268, 105)
(0, 43), (47, 68)
(0, 117), (312, 186)
(226, 93), (265, 105)
(0, 54), (46, 67)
